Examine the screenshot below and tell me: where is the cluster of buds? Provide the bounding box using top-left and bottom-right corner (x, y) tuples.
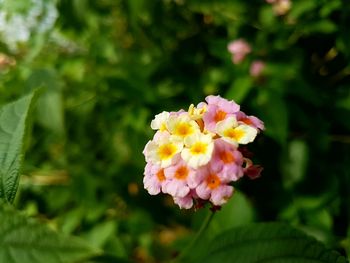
(143, 95), (264, 209)
(227, 39), (252, 64)
(227, 39), (266, 78)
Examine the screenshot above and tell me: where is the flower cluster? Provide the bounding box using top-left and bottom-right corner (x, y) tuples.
(143, 95), (264, 209)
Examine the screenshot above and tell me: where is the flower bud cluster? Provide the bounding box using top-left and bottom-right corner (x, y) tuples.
(143, 95), (264, 209)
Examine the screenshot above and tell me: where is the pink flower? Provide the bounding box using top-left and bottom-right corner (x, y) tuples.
(203, 95), (240, 132)
(227, 39), (251, 64)
(195, 165), (234, 206)
(250, 60), (266, 77)
(211, 139), (244, 181)
(236, 111), (265, 130)
(143, 162), (168, 195)
(163, 159), (201, 198)
(173, 191), (196, 209)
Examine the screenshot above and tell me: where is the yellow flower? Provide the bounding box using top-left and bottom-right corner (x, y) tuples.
(188, 103), (207, 120)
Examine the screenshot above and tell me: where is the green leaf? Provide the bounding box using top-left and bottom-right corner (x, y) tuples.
(83, 221), (117, 248)
(0, 92), (38, 203)
(26, 69), (65, 135)
(0, 202), (99, 263)
(258, 91), (288, 145)
(282, 139), (309, 189)
(207, 191), (255, 235)
(196, 223), (347, 263)
(187, 192), (256, 263)
(226, 77), (253, 104)
(289, 1), (317, 20)
(302, 20), (338, 34)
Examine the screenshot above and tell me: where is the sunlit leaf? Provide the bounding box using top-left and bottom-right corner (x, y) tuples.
(0, 92), (38, 203)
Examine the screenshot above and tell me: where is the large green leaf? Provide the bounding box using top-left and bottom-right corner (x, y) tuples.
(0, 202), (99, 263)
(0, 92), (38, 203)
(25, 69), (65, 135)
(196, 223), (347, 263)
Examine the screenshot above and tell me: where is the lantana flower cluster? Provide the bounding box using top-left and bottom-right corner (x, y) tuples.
(143, 95), (264, 209)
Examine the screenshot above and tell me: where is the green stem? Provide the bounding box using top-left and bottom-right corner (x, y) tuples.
(172, 211), (215, 263)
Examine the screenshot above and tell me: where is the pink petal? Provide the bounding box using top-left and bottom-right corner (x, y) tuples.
(173, 195), (193, 209)
(196, 182), (211, 200)
(210, 185), (234, 206)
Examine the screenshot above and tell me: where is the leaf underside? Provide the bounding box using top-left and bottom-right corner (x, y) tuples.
(197, 223), (347, 263)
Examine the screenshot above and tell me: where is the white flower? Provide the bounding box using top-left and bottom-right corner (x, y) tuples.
(167, 113), (200, 141)
(216, 116), (257, 146)
(151, 111), (170, 131)
(181, 133), (214, 168)
(143, 132), (183, 168)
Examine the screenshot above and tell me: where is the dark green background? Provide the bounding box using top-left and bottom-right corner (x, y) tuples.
(0, 0), (349, 261)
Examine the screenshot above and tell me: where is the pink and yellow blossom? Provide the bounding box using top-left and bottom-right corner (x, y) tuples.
(203, 95), (240, 133)
(142, 95), (263, 210)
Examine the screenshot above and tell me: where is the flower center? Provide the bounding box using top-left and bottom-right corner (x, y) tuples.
(190, 142), (207, 155)
(159, 123), (167, 131)
(175, 123), (193, 137)
(156, 169), (166, 181)
(219, 150), (235, 164)
(206, 173), (221, 189)
(158, 143), (177, 160)
(241, 117), (253, 125)
(224, 128), (245, 141)
(174, 166), (189, 180)
(214, 110), (227, 122)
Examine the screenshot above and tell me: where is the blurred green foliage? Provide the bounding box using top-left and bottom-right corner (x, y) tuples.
(0, 0), (349, 262)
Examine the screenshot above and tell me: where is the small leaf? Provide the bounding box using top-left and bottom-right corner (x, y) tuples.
(258, 91), (288, 145)
(226, 77), (253, 104)
(302, 20), (338, 34)
(0, 92), (38, 203)
(0, 202), (99, 263)
(197, 223), (347, 263)
(282, 139), (309, 189)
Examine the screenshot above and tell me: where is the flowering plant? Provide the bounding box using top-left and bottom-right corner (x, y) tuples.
(143, 95), (264, 210)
